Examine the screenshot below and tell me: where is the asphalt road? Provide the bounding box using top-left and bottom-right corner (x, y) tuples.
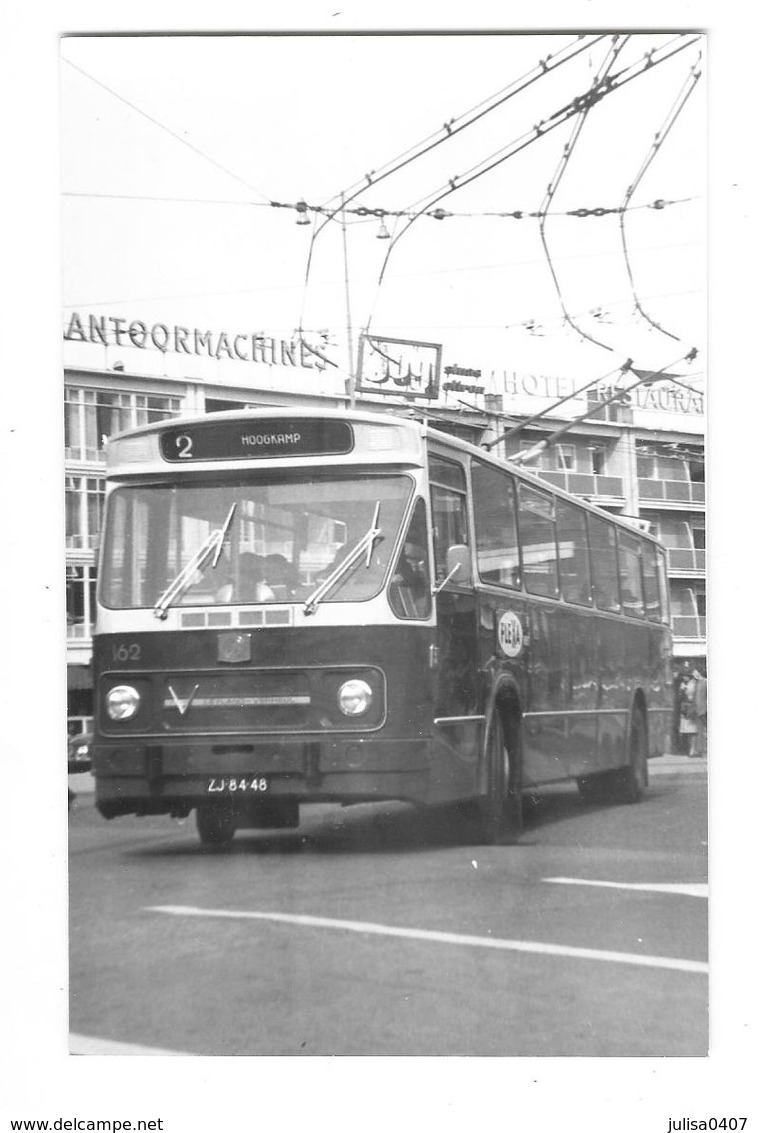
(69, 764), (708, 1056)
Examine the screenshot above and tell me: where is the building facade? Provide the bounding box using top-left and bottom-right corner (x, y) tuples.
(64, 325), (705, 735)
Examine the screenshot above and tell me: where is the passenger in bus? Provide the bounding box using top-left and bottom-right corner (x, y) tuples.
(261, 554), (297, 596)
(234, 553), (266, 602)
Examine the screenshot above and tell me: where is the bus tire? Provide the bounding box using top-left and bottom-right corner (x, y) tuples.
(196, 801), (237, 847)
(476, 709), (523, 845)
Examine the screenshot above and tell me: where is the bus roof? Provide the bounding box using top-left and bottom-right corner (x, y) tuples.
(104, 405), (663, 547)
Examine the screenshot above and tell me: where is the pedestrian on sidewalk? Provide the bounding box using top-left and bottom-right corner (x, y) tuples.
(691, 668), (707, 757)
(678, 670), (698, 755)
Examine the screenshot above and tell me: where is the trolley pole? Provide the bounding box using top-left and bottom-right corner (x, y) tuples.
(341, 192), (356, 408)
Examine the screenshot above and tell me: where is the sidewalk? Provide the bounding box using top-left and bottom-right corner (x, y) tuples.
(649, 751), (708, 776)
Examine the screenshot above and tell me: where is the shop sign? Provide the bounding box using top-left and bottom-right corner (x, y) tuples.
(356, 334), (441, 399)
(63, 312), (330, 371)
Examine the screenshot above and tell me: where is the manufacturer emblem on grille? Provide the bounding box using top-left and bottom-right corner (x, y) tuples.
(166, 683), (200, 716)
(218, 632), (252, 663)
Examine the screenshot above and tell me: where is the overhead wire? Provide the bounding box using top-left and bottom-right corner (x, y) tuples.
(361, 32), (701, 339)
(619, 56), (703, 342)
(62, 188), (696, 220)
(297, 33), (607, 339)
(62, 57), (272, 204)
(537, 35), (630, 353)
(320, 34), (605, 211)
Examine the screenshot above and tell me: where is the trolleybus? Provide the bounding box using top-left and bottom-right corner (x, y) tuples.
(92, 407), (672, 845)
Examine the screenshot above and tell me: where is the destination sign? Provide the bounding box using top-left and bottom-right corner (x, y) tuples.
(159, 418), (354, 462)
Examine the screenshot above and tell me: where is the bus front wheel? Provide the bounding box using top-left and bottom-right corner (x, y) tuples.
(476, 710), (523, 845)
(196, 801), (237, 847)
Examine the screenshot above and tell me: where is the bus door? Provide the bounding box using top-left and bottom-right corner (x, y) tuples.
(429, 456), (480, 798)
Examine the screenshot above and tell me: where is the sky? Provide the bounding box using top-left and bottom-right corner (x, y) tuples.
(60, 32), (706, 385)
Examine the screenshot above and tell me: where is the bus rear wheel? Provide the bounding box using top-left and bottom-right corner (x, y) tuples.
(476, 710), (523, 845)
(196, 801), (237, 847)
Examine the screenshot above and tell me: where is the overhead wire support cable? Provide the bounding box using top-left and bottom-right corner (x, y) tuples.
(482, 358), (634, 450)
(510, 349), (698, 465)
(296, 33), (606, 340)
(537, 35), (630, 353)
(62, 57), (272, 204)
(362, 32), (701, 336)
(619, 56), (703, 342)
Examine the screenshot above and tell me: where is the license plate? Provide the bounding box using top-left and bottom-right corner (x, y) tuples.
(206, 776), (269, 794)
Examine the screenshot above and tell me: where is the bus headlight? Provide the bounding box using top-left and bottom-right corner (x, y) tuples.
(106, 685), (141, 720)
(338, 679), (373, 717)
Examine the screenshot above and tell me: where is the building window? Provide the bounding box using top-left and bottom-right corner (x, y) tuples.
(65, 387), (181, 462)
(588, 444), (606, 476)
(65, 475), (105, 549)
(67, 563), (97, 639)
(636, 442), (704, 483)
(518, 440), (545, 469)
(687, 454), (705, 483)
(692, 523), (706, 550)
(555, 444), (576, 471)
(695, 591), (706, 618)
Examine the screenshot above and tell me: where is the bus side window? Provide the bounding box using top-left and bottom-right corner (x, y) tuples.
(429, 456), (469, 584)
(518, 484), (558, 599)
(388, 499), (432, 619)
(641, 541), (661, 621)
(618, 532), (645, 618)
(471, 461), (520, 589)
(587, 514), (621, 612)
(555, 498), (592, 605)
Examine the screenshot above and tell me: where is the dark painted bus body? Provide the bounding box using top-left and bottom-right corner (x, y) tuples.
(91, 408), (672, 845)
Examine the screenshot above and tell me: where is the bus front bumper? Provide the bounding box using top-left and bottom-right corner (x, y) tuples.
(92, 736), (433, 817)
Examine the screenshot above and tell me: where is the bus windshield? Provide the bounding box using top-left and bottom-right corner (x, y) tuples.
(100, 472), (414, 610)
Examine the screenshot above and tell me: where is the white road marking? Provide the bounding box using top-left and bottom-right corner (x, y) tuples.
(544, 877), (708, 898)
(70, 1033), (186, 1056)
(147, 905), (708, 974)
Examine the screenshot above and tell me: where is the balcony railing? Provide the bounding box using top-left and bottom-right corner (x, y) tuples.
(672, 614), (706, 638)
(638, 478), (705, 505)
(535, 470), (625, 498)
(667, 548), (706, 572)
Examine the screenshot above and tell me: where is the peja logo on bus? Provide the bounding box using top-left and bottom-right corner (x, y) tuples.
(497, 611), (524, 658)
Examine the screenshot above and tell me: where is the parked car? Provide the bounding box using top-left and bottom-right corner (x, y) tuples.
(68, 731), (92, 774)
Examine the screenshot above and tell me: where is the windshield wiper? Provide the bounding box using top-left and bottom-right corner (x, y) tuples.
(303, 502), (382, 617)
(153, 503), (236, 620)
